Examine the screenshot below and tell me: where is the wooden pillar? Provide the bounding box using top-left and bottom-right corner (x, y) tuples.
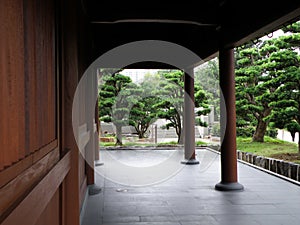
(181, 67), (199, 165)
(215, 48), (244, 191)
(85, 72), (95, 185)
(60, 0), (80, 224)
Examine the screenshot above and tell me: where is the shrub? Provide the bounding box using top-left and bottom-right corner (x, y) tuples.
(266, 128), (278, 138)
(236, 126), (255, 137)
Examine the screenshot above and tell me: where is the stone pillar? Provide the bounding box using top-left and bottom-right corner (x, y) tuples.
(181, 67), (199, 165)
(215, 48), (244, 191)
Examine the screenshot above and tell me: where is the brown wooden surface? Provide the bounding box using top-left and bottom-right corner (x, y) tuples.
(0, 148), (59, 222)
(0, 140), (58, 188)
(24, 0), (56, 153)
(32, 140), (58, 163)
(60, 0), (81, 224)
(0, 0), (25, 170)
(219, 48), (238, 183)
(1, 151), (71, 225)
(34, 190), (60, 225)
(0, 1), (91, 225)
(0, 0), (56, 170)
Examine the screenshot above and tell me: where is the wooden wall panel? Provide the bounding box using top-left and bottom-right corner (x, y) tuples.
(0, 1), (91, 225)
(0, 0), (25, 169)
(24, 0), (56, 153)
(24, 0), (38, 155)
(0, 0), (56, 170)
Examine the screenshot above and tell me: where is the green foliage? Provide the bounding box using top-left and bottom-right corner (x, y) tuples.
(235, 42), (274, 142)
(196, 140), (207, 146)
(235, 22), (300, 143)
(155, 70), (211, 143)
(266, 21), (300, 152)
(99, 73), (135, 145)
(99, 69), (212, 145)
(154, 70), (184, 143)
(195, 58), (220, 121)
(236, 126), (255, 138)
(129, 95), (158, 138)
(266, 128), (278, 138)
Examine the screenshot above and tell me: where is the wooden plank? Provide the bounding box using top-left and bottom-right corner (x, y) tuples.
(1, 151), (71, 225)
(79, 176), (87, 209)
(11, 0), (25, 164)
(45, 0), (56, 144)
(36, 3), (45, 150)
(24, 0), (38, 154)
(32, 140), (58, 163)
(0, 156), (32, 189)
(24, 0), (36, 156)
(34, 190), (60, 225)
(16, 1), (26, 162)
(0, 0), (25, 168)
(0, 140), (58, 188)
(23, 0), (56, 155)
(0, 148), (59, 221)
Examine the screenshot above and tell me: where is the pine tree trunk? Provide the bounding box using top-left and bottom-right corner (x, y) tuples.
(178, 126), (184, 144)
(115, 125), (123, 145)
(177, 114), (184, 144)
(138, 132), (143, 139)
(252, 119), (267, 142)
(290, 130), (296, 142)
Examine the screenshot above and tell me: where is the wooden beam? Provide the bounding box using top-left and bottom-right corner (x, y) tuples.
(0, 140), (58, 189)
(32, 140), (58, 163)
(0, 148), (59, 222)
(0, 151), (70, 225)
(222, 5), (300, 48)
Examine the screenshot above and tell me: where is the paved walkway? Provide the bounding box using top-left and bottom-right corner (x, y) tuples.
(82, 149), (300, 225)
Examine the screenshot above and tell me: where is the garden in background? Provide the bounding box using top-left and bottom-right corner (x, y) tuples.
(98, 21), (300, 165)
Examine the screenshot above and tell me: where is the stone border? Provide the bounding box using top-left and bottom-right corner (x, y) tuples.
(236, 150), (300, 182)
(207, 145), (300, 184)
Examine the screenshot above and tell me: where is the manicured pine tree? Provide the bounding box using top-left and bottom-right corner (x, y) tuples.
(267, 21), (300, 153)
(155, 70), (210, 144)
(99, 73), (137, 145)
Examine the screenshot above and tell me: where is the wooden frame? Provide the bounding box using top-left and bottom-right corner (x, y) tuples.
(1, 151), (71, 225)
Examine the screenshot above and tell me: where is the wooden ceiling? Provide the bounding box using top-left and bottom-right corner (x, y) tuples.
(83, 0), (300, 67)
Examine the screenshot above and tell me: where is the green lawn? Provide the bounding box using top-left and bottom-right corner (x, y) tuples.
(236, 137), (300, 163)
(99, 136), (300, 163)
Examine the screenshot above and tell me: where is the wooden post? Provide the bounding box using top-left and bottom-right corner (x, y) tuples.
(60, 0), (80, 224)
(215, 48), (244, 191)
(181, 67), (199, 165)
